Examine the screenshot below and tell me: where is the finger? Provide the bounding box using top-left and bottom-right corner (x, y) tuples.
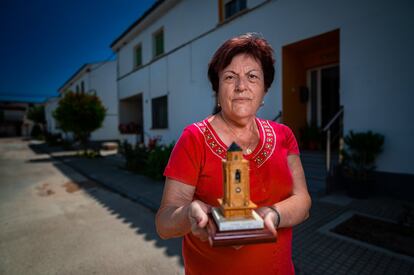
(197, 213), (209, 228)
(191, 220), (199, 232)
(192, 227), (209, 241)
(198, 229), (209, 241)
(195, 200), (212, 214)
(189, 203), (209, 228)
(255, 207), (268, 218)
(264, 214), (278, 237)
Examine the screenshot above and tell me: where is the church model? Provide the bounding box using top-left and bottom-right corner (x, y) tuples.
(218, 142), (257, 219)
(207, 142), (276, 246)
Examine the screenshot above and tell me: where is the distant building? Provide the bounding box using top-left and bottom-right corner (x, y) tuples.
(110, 0), (414, 182)
(0, 101), (35, 137)
(52, 61), (119, 141)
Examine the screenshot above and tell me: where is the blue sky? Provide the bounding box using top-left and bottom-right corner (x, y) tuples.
(0, 0), (156, 103)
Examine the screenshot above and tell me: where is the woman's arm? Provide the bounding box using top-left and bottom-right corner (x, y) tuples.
(257, 154), (312, 235)
(155, 178), (211, 240)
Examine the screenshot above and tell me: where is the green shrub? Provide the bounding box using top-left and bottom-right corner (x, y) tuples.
(30, 124), (43, 139)
(145, 143), (174, 180)
(119, 140), (174, 180)
(119, 141), (149, 173)
(342, 130), (385, 182)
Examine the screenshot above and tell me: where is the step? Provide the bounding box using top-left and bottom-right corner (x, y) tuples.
(300, 151), (338, 162)
(303, 166), (327, 178)
(306, 178), (326, 198)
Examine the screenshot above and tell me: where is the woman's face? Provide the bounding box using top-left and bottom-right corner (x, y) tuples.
(218, 53), (265, 120)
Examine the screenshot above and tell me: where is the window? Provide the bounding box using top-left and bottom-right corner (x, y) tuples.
(223, 0), (246, 20)
(153, 28), (164, 58)
(151, 95), (168, 129)
(76, 85), (80, 93)
(134, 44), (142, 67)
(81, 81), (85, 93)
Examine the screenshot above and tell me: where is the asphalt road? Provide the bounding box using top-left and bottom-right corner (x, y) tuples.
(0, 138), (183, 275)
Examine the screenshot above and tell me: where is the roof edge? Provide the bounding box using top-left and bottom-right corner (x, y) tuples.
(110, 0), (166, 50)
(57, 64), (89, 93)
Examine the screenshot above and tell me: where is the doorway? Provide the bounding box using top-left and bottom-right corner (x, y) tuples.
(282, 29), (340, 147)
(307, 65), (340, 128)
(119, 93), (144, 143)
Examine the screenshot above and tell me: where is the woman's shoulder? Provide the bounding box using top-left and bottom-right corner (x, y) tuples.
(257, 118), (293, 134)
(182, 118), (209, 135)
(178, 118), (210, 142)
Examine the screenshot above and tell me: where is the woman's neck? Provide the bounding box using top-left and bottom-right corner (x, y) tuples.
(219, 112), (256, 132)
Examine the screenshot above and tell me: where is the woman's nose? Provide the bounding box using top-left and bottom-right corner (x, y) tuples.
(235, 77), (248, 92)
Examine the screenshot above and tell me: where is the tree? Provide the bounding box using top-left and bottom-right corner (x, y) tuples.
(53, 91), (106, 153)
(27, 105), (46, 138)
(27, 105), (46, 125)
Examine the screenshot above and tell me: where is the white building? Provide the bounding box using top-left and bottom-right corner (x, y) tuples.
(54, 61), (119, 141)
(111, 0), (414, 183)
(45, 97), (61, 135)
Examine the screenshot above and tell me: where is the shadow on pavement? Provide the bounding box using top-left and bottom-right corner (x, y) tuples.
(28, 143), (71, 155)
(27, 157), (56, 163)
(35, 151), (184, 266)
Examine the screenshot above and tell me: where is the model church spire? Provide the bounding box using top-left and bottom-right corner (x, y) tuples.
(219, 142), (257, 219)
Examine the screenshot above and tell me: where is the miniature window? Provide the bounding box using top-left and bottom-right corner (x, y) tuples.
(235, 169), (241, 183)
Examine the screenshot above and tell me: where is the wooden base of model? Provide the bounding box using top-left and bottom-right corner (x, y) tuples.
(207, 211), (277, 247)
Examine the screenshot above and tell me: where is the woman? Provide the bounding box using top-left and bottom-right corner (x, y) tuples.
(156, 33), (311, 275)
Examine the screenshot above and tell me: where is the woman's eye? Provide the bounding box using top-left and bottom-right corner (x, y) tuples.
(225, 75), (234, 80)
(248, 74), (258, 79)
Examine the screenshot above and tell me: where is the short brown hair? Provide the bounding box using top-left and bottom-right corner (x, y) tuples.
(208, 33), (275, 93)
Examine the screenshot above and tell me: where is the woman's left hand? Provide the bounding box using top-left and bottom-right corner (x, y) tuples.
(255, 207), (278, 237)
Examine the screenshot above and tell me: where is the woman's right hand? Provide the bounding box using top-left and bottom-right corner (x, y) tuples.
(187, 200), (211, 241)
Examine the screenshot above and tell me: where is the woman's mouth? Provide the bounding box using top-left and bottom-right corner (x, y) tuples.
(232, 98), (251, 102)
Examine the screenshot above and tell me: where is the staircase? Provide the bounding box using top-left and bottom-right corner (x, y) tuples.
(301, 150), (338, 197)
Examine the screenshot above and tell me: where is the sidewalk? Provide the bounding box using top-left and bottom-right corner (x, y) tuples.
(35, 143), (414, 275)
(35, 143), (163, 213)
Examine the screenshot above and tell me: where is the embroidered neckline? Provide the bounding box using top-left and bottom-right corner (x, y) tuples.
(194, 118), (276, 168)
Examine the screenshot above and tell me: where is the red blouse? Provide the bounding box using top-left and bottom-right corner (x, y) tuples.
(164, 117), (299, 275)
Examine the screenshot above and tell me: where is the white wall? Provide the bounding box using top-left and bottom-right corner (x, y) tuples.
(45, 98), (61, 134)
(89, 61), (119, 141)
(117, 0), (414, 174)
(117, 0), (218, 77)
(339, 1), (414, 174)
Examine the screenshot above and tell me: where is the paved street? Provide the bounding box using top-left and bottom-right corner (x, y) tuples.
(0, 138), (183, 275)
(1, 137), (414, 275)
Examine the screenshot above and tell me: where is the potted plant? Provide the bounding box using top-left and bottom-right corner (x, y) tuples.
(341, 130), (384, 198)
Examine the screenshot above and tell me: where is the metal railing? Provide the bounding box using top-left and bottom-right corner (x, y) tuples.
(322, 106), (344, 174)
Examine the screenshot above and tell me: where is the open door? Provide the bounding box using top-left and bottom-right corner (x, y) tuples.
(282, 29), (340, 149)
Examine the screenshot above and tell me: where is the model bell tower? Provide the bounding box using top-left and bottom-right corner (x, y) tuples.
(218, 142), (257, 219)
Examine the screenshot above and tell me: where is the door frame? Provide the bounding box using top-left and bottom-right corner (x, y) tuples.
(306, 63), (340, 128)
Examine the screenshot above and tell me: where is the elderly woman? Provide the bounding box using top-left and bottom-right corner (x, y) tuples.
(156, 33), (311, 275)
